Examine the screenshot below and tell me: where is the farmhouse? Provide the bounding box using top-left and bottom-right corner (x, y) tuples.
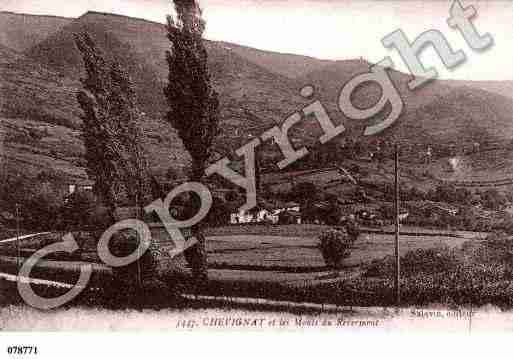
(67, 180), (94, 195)
(229, 200), (301, 225)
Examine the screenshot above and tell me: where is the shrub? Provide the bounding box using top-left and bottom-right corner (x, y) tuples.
(426, 184), (473, 205)
(379, 203), (395, 220)
(479, 233), (513, 266)
(481, 189), (507, 210)
(59, 191), (102, 231)
(342, 259), (513, 307)
(494, 214), (513, 234)
(364, 246), (462, 278)
(318, 228), (353, 269)
(204, 197), (231, 227)
(224, 190), (239, 202)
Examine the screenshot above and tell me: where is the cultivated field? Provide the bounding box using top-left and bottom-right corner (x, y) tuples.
(430, 149), (513, 187)
(0, 224), (482, 289)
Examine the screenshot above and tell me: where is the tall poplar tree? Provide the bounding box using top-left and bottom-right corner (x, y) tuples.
(165, 0), (220, 283)
(75, 32), (154, 219)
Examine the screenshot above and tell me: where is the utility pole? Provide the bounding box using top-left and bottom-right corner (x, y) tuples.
(135, 198), (143, 292)
(15, 203), (20, 282)
(394, 143), (401, 307)
(255, 147), (261, 198)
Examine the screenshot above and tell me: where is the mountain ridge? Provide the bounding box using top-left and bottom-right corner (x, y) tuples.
(1, 10), (513, 183)
(0, 11), (74, 21)
(0, 11), (73, 52)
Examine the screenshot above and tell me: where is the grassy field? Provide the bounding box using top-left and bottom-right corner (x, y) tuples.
(3, 226), (507, 309)
(0, 224), (481, 296)
(206, 231), (473, 271)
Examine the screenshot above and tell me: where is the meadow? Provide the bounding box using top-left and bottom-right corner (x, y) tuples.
(0, 224), (488, 309)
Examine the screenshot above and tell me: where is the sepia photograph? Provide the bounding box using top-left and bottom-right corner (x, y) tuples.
(1, 0), (513, 353)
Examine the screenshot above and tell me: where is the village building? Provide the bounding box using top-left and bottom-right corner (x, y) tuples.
(67, 180), (94, 195)
(229, 201), (300, 225)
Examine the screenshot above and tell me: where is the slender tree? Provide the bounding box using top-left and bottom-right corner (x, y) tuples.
(165, 0), (219, 283)
(74, 33), (154, 220)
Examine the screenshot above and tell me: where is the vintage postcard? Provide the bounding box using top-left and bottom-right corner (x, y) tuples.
(1, 0), (513, 355)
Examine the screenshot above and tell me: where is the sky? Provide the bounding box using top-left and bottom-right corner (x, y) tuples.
(1, 0), (513, 81)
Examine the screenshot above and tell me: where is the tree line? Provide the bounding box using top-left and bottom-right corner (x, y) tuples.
(0, 1), (218, 283)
